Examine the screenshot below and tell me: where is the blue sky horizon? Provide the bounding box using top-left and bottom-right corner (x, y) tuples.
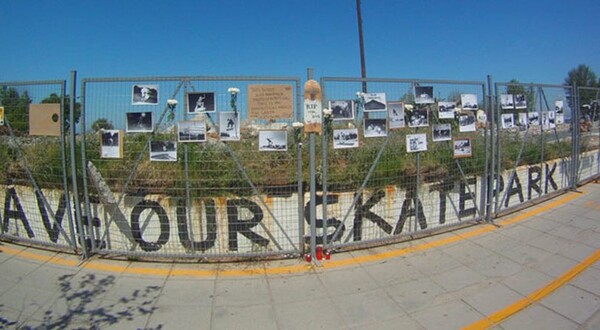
(1, 0), (599, 85)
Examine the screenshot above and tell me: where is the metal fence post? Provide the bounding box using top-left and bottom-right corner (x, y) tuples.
(485, 75), (494, 222)
(69, 70), (88, 258)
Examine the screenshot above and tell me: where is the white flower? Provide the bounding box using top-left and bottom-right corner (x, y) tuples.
(167, 99), (178, 106)
(228, 87), (240, 94)
(292, 122), (304, 128)
(356, 92), (364, 98)
(347, 122), (355, 128)
(405, 104), (414, 111)
(323, 108), (333, 116)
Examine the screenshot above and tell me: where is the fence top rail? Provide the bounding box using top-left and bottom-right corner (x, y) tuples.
(495, 81), (572, 89)
(1, 80), (66, 87)
(81, 75), (302, 84)
(578, 86), (600, 91)
(320, 76), (486, 86)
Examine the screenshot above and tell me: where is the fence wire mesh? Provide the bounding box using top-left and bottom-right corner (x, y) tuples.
(0, 80), (77, 250)
(319, 78), (488, 250)
(80, 76), (304, 259)
(577, 86), (600, 183)
(492, 83), (575, 216)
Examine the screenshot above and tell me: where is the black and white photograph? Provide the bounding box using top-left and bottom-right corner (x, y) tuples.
(514, 94), (527, 109)
(432, 124), (452, 142)
(187, 92), (216, 114)
(149, 141), (177, 162)
(555, 100), (564, 113)
(415, 86), (434, 104)
(100, 129), (122, 159)
(126, 111), (153, 133)
(459, 113), (476, 132)
(329, 100), (355, 120)
(219, 112), (240, 141)
(388, 101), (405, 129)
(333, 128), (359, 149)
(556, 113), (565, 124)
(543, 111), (556, 129)
(408, 106), (429, 127)
(476, 109), (488, 129)
(132, 84), (159, 105)
(502, 113), (515, 129)
(518, 113), (528, 127)
(364, 118), (387, 137)
(363, 93), (387, 112)
(178, 120), (206, 142)
(461, 94), (478, 110)
(501, 94), (514, 110)
(528, 111), (540, 126)
(406, 133), (428, 153)
(259, 130), (287, 151)
(438, 101), (456, 119)
(453, 138), (472, 158)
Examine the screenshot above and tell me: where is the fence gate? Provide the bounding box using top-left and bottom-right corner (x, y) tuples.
(79, 76), (305, 260)
(317, 77), (489, 253)
(0, 80), (80, 251)
(576, 86), (600, 184)
(491, 82), (576, 217)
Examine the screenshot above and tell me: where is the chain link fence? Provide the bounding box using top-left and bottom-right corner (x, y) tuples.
(0, 80), (79, 251)
(1, 74), (599, 261)
(319, 77), (488, 251)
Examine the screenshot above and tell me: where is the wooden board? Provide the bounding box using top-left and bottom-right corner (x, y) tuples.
(29, 104), (61, 136)
(248, 84), (294, 120)
(303, 80), (322, 134)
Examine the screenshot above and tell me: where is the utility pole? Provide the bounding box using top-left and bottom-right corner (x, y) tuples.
(356, 0), (367, 93)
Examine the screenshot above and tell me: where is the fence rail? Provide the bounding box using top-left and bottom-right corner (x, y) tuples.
(1, 74), (598, 262)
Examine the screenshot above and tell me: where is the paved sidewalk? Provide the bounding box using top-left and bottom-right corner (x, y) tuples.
(1, 183), (599, 329)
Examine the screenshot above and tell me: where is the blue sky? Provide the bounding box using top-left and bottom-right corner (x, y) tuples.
(1, 0), (599, 84)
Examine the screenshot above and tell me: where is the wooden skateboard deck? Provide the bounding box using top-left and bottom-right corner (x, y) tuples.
(303, 80), (322, 134)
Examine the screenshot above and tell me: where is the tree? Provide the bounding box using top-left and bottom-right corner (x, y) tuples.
(564, 65), (599, 121)
(0, 87), (32, 135)
(91, 118), (114, 132)
(41, 93), (81, 132)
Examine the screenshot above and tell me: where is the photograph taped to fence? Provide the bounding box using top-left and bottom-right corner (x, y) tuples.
(219, 111), (240, 141)
(432, 123), (452, 142)
(501, 94), (514, 110)
(388, 101), (406, 129)
(514, 94), (527, 109)
(187, 92), (216, 114)
(528, 111), (540, 126)
(132, 84), (159, 105)
(453, 138), (472, 158)
(408, 105), (429, 128)
(406, 133), (427, 153)
(259, 130), (287, 151)
(459, 113), (476, 132)
(329, 100), (355, 120)
(150, 141), (177, 161)
(126, 112), (153, 133)
(363, 93), (387, 112)
(415, 86), (434, 104)
(555, 100), (564, 113)
(100, 129), (123, 159)
(502, 113), (515, 129)
(178, 120), (206, 142)
(333, 128), (359, 149)
(438, 101), (456, 119)
(364, 118), (387, 137)
(461, 94), (478, 110)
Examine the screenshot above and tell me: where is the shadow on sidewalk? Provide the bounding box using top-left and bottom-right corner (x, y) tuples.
(0, 273), (163, 329)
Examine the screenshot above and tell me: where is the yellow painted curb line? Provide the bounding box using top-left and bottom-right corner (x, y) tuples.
(464, 249), (600, 330)
(0, 189), (586, 277)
